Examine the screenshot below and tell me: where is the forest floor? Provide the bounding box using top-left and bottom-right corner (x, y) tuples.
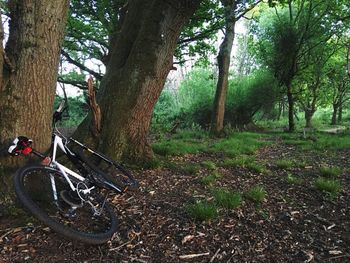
(0, 133), (350, 263)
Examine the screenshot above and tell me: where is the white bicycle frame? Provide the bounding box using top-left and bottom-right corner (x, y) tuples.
(49, 133), (95, 201)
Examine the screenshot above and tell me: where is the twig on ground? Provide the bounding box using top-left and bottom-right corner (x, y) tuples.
(179, 252), (210, 259)
(209, 248), (221, 263)
(109, 241), (132, 251)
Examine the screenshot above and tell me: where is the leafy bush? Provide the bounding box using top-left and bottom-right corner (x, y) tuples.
(225, 70), (280, 125)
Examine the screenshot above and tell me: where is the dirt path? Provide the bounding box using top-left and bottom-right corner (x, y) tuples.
(1, 142), (349, 263)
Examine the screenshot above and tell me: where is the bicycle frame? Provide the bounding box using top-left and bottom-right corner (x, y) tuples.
(48, 132), (95, 201)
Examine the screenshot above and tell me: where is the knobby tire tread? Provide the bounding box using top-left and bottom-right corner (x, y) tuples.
(13, 164), (118, 245)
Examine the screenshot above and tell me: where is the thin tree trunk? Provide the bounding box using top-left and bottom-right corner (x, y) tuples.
(210, 0), (236, 135)
(287, 85), (295, 132)
(331, 104), (338, 125)
(75, 0), (200, 162)
(337, 103), (343, 123)
(304, 110), (314, 128)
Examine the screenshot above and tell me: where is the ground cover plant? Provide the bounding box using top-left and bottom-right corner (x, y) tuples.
(1, 130), (350, 262)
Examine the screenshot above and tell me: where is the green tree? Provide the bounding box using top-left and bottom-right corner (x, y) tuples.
(325, 45), (350, 125)
(252, 0), (347, 131)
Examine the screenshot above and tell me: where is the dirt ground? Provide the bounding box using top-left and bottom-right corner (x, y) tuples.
(1, 140), (349, 263)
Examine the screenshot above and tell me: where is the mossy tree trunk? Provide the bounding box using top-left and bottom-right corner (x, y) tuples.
(74, 0), (200, 162)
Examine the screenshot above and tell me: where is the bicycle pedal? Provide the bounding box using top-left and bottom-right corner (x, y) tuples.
(60, 190), (83, 208)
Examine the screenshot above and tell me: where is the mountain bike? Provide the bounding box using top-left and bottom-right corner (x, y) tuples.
(6, 100), (138, 244)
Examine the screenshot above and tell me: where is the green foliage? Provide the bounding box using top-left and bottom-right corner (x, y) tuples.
(319, 166), (342, 179)
(245, 186), (267, 204)
(188, 201), (217, 221)
(226, 70), (280, 125)
(152, 88), (180, 132)
(177, 68), (215, 128)
(314, 177), (342, 197)
(54, 95), (88, 127)
(213, 189), (242, 209)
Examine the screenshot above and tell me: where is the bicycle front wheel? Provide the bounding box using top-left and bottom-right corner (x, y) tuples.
(13, 164), (117, 244)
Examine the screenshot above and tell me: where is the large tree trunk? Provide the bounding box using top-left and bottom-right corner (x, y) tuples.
(75, 0), (200, 162)
(210, 0), (236, 135)
(0, 0), (69, 202)
(304, 110), (314, 128)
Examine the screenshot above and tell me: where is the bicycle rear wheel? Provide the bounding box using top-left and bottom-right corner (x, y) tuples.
(13, 164), (117, 244)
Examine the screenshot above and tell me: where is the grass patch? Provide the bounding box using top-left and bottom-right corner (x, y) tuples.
(245, 186), (267, 204)
(152, 140), (205, 156)
(279, 132), (350, 152)
(286, 174), (304, 185)
(188, 201), (217, 221)
(201, 160), (217, 170)
(275, 159), (294, 169)
(208, 132), (269, 157)
(213, 189), (242, 209)
(246, 162), (266, 173)
(182, 164), (201, 175)
(319, 166), (342, 178)
(200, 171), (222, 185)
(314, 177), (342, 197)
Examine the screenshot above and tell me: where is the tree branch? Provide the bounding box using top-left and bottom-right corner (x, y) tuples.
(57, 77), (88, 90)
(61, 50), (103, 81)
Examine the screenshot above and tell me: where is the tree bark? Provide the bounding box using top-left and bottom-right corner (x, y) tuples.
(337, 103), (343, 123)
(331, 103), (338, 125)
(0, 0), (69, 200)
(286, 84), (295, 132)
(75, 0), (201, 162)
(210, 0), (236, 135)
(304, 110), (314, 128)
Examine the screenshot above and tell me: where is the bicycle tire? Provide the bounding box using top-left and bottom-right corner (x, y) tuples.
(13, 164), (118, 244)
